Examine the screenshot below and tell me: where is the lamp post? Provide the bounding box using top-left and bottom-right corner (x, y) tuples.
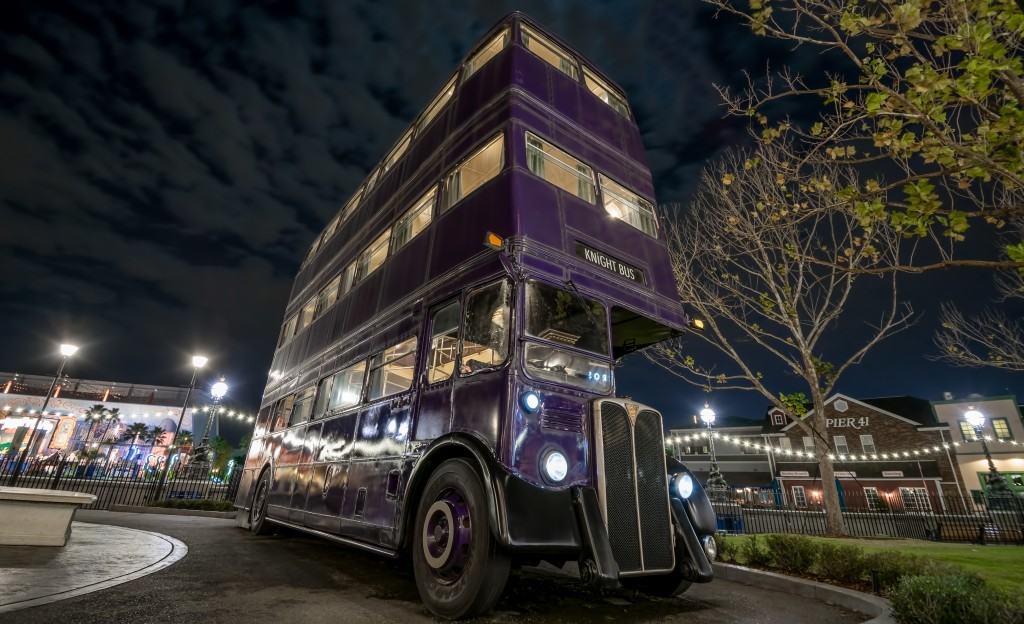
(700, 404), (730, 502)
(152, 355), (207, 500)
(8, 343), (78, 485)
(964, 407), (1013, 501)
(191, 377), (228, 467)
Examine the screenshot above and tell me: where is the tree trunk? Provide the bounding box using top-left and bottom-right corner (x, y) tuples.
(810, 393), (848, 536)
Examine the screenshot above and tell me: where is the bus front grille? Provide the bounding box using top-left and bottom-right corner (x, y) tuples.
(593, 399), (675, 576)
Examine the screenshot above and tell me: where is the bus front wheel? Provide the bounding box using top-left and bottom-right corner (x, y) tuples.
(249, 469), (273, 535)
(412, 458), (510, 619)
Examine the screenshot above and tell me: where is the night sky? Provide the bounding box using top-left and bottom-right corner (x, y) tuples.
(2, 1), (1021, 443)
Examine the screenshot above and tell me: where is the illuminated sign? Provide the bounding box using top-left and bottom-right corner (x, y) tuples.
(827, 417), (869, 429)
(575, 242), (645, 284)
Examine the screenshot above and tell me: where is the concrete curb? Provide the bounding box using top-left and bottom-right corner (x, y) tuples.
(713, 563), (895, 624)
(0, 522), (188, 613)
(110, 504), (238, 519)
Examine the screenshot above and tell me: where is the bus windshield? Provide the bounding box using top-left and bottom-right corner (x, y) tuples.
(523, 281), (612, 393)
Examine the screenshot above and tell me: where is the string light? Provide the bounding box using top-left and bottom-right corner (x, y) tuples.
(667, 430), (1024, 463)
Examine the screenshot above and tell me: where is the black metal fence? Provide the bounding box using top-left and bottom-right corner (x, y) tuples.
(0, 454), (243, 511)
(713, 488), (1024, 545)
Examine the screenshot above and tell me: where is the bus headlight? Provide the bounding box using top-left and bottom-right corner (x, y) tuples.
(702, 535), (717, 561)
(542, 450), (568, 483)
(521, 391), (541, 413)
(676, 473), (694, 499)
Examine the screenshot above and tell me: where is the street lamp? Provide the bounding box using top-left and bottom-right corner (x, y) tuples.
(964, 407), (1013, 500)
(700, 403), (730, 502)
(8, 342), (78, 485)
(152, 354), (206, 500)
(193, 378), (228, 466)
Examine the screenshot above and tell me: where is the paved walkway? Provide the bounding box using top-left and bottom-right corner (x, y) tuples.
(7, 511), (862, 623)
(0, 521), (186, 613)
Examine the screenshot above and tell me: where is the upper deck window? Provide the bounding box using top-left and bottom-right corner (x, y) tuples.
(392, 187), (435, 252)
(525, 281), (609, 356)
(303, 234), (322, 266)
(599, 174), (658, 237)
(322, 214), (340, 243)
(521, 25), (578, 80)
(464, 28), (509, 79)
(525, 133), (596, 203)
(419, 75), (456, 134)
(441, 134), (504, 212)
(367, 336), (418, 400)
(340, 188), (363, 223)
(382, 128), (413, 177)
(583, 67), (630, 119)
(355, 228), (391, 283)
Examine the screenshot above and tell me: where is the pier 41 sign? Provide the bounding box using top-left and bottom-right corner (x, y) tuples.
(827, 417), (869, 429)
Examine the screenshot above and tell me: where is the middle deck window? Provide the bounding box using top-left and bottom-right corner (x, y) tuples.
(392, 187), (435, 252)
(355, 228), (391, 283)
(441, 134), (504, 212)
(599, 174), (658, 237)
(521, 25), (578, 80)
(525, 133), (596, 203)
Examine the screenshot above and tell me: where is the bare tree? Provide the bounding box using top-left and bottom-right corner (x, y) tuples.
(935, 219), (1024, 370)
(647, 143), (913, 535)
(706, 0), (1024, 274)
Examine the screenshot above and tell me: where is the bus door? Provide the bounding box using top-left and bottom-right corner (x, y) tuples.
(288, 419), (322, 523)
(342, 336), (418, 547)
(415, 299), (460, 440)
(450, 280), (511, 446)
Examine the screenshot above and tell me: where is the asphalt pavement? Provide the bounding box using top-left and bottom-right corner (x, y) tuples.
(7, 511), (862, 624)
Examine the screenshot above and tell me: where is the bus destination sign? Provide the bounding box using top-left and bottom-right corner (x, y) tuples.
(575, 242), (645, 285)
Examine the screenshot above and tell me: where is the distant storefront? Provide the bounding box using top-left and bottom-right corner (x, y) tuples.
(0, 371), (213, 461)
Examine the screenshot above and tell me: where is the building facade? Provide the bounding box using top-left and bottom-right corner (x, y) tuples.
(930, 395), (1024, 500)
(668, 415), (776, 504)
(765, 394), (966, 511)
(0, 371), (213, 463)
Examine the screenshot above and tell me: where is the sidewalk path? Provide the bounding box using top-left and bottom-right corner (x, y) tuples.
(8, 511), (861, 623)
(0, 521), (186, 613)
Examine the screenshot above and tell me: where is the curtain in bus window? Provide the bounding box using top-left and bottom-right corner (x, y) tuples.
(464, 28), (508, 79)
(428, 301), (460, 383)
(329, 360), (366, 410)
(583, 67), (630, 119)
(521, 26), (578, 80)
(461, 281), (510, 374)
(392, 188), (435, 252)
(367, 336), (418, 400)
(312, 375), (334, 419)
(525, 133), (596, 203)
(442, 135), (504, 212)
(598, 174), (658, 237)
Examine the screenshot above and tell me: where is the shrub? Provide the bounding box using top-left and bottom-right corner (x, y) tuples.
(764, 534), (818, 574)
(740, 535), (772, 567)
(815, 542), (867, 584)
(714, 533), (737, 563)
(864, 551), (958, 593)
(890, 573), (1024, 624)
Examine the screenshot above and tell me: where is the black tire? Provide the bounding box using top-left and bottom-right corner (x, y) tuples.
(412, 458), (510, 619)
(249, 469), (274, 535)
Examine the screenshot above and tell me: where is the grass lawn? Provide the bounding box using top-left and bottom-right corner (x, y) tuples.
(724, 534), (1024, 593)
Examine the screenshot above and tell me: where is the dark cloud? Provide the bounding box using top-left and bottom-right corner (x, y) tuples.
(1, 1), (1019, 438)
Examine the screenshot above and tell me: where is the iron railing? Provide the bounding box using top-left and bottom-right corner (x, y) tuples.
(713, 488), (1024, 545)
(0, 454), (242, 510)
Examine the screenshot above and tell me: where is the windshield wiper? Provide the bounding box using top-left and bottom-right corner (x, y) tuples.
(564, 279), (606, 337)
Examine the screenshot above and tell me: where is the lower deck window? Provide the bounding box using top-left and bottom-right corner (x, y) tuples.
(329, 360), (367, 410)
(367, 337), (418, 400)
(427, 301), (460, 383)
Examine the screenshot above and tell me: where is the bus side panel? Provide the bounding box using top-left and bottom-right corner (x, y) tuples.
(451, 368), (508, 449)
(235, 437), (267, 509)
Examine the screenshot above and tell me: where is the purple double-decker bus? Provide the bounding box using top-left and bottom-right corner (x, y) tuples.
(235, 13), (716, 619)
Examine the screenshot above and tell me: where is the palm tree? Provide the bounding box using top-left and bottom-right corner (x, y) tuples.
(144, 426), (168, 448)
(176, 430), (193, 452)
(209, 437), (233, 477)
(97, 408), (121, 460)
(121, 423), (148, 462)
(81, 405), (117, 452)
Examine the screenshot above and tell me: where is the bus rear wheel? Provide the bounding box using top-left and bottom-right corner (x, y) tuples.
(412, 458), (509, 619)
(249, 469), (273, 535)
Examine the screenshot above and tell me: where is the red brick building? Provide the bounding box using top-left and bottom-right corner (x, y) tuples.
(765, 394), (966, 511)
